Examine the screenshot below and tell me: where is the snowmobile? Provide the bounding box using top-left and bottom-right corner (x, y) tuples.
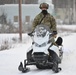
(18, 24), (63, 73)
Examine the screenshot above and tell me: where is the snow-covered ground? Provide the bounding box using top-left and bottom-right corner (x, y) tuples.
(0, 25), (76, 75)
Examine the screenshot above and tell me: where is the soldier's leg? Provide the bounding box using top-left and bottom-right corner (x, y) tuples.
(55, 37), (63, 63)
(27, 49), (33, 62)
(48, 49), (60, 63)
(48, 49), (61, 72)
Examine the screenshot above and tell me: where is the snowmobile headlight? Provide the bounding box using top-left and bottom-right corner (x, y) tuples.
(34, 42), (47, 47)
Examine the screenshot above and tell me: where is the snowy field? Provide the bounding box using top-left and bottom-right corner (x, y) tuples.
(0, 25), (76, 75)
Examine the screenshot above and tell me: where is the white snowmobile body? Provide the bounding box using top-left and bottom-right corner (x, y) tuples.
(32, 25), (60, 57)
(18, 24), (63, 73)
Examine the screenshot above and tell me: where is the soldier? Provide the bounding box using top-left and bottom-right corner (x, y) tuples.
(32, 3), (57, 37)
(30, 2), (62, 46)
(27, 3), (63, 72)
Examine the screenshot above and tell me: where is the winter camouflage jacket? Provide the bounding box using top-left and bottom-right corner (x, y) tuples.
(32, 12), (57, 32)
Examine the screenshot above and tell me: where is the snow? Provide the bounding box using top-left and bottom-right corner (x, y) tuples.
(0, 25), (76, 75)
(57, 25), (76, 31)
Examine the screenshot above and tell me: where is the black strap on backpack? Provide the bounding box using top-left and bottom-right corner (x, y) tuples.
(39, 15), (46, 24)
(28, 15), (46, 36)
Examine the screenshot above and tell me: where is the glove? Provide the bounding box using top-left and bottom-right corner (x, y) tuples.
(53, 31), (57, 35)
(28, 31), (33, 36)
(52, 31), (57, 38)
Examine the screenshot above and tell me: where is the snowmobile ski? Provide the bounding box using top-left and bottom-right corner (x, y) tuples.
(21, 68), (30, 73)
(18, 62), (30, 73)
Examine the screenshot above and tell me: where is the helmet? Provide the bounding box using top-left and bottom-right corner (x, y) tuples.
(39, 3), (49, 9)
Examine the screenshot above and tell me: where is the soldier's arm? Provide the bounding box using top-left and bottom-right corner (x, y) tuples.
(50, 15), (57, 32)
(32, 15), (40, 31)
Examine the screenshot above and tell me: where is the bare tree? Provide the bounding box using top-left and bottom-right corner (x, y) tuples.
(0, 13), (7, 24)
(73, 0), (76, 24)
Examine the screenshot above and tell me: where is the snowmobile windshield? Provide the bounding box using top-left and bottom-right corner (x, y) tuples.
(34, 24), (52, 37)
(36, 27), (47, 37)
